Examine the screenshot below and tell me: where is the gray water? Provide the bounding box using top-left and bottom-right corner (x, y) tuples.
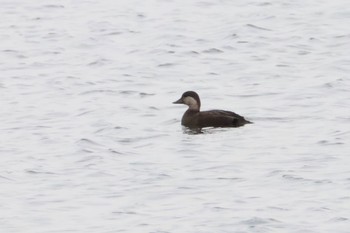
(1, 0), (350, 232)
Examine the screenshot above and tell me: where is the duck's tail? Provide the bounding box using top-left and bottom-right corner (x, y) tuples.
(245, 119), (253, 124)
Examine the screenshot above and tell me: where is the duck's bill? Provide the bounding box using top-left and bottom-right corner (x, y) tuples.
(173, 98), (183, 104)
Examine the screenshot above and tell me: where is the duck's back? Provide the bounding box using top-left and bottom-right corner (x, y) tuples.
(196, 110), (251, 128)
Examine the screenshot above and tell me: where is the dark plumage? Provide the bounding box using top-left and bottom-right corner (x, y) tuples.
(173, 91), (252, 128)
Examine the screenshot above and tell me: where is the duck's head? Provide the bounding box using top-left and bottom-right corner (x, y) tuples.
(173, 91), (201, 111)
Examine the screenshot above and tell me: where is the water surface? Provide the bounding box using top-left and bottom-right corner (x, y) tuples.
(1, 0), (350, 232)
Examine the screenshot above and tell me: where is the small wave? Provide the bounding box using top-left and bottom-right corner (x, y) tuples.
(26, 170), (56, 175)
(246, 23), (272, 31)
(77, 138), (103, 147)
(79, 89), (118, 95)
(329, 217), (348, 222)
(119, 90), (139, 95)
(87, 58), (111, 66)
(43, 4), (64, 8)
(282, 174), (333, 184)
(317, 140), (344, 146)
(282, 174), (306, 181)
(202, 48), (224, 54)
(139, 92), (155, 97)
(240, 217), (280, 226)
(105, 31), (122, 36)
(0, 175), (14, 181)
(108, 149), (123, 155)
(158, 63), (175, 67)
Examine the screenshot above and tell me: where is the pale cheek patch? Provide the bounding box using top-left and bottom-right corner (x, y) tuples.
(183, 96), (198, 109)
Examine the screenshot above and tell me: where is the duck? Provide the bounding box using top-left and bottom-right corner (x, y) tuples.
(173, 91), (252, 128)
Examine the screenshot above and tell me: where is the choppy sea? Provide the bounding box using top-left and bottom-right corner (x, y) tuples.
(1, 0), (350, 232)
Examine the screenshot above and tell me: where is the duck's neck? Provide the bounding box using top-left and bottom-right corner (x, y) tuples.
(186, 106), (199, 113)
(187, 102), (200, 112)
